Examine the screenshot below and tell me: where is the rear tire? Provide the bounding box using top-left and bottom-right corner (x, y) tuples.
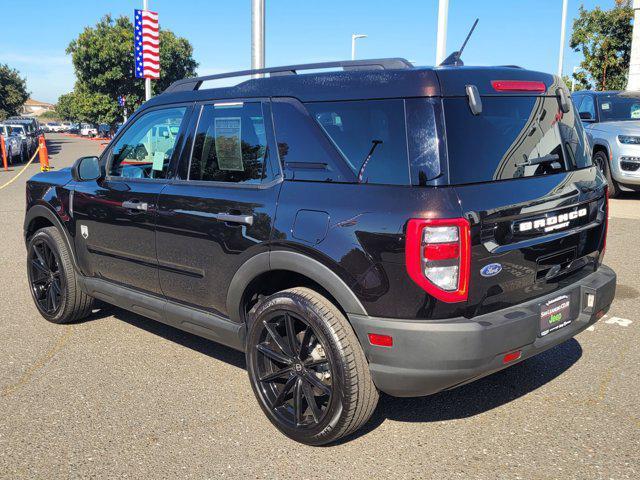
(594, 150), (619, 197)
(246, 287), (378, 445)
(27, 227), (94, 324)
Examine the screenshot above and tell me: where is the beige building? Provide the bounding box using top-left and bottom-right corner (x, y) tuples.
(21, 98), (54, 116)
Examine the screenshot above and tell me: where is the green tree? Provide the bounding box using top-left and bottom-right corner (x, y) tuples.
(57, 89), (119, 124)
(63, 14), (197, 124)
(569, 0), (633, 91)
(561, 72), (590, 92)
(0, 64), (29, 119)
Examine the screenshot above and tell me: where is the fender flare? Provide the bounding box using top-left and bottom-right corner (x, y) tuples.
(591, 137), (611, 158)
(226, 250), (367, 324)
(24, 204), (80, 271)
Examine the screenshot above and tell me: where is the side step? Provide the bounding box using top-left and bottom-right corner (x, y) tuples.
(81, 277), (245, 351)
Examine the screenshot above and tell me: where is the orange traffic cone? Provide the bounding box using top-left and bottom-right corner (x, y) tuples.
(38, 135), (50, 172)
(0, 136), (7, 171)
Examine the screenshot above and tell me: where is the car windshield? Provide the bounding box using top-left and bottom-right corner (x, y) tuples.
(10, 126), (25, 135)
(598, 93), (640, 121)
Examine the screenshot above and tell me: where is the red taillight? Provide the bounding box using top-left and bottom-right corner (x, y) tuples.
(491, 80), (546, 92)
(405, 218), (471, 303)
(423, 242), (459, 260)
(368, 333), (393, 347)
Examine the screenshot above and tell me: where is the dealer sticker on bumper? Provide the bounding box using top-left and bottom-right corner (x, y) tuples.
(540, 295), (572, 337)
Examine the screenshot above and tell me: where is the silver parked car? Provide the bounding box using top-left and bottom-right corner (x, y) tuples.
(573, 90), (640, 196)
(0, 124), (27, 163)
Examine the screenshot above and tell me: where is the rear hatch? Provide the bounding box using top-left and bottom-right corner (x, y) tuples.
(436, 67), (607, 316)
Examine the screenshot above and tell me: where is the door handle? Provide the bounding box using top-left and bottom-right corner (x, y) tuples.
(212, 213), (254, 226)
(122, 200), (148, 211)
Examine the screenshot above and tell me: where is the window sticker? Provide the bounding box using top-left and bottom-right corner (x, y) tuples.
(631, 104), (640, 119)
(214, 117), (244, 171)
(601, 102), (610, 110)
(152, 150), (165, 171)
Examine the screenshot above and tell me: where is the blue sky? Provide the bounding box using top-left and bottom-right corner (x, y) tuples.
(0, 0), (615, 103)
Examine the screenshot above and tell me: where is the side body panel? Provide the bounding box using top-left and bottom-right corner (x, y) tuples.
(155, 181), (280, 316)
(271, 181), (464, 320)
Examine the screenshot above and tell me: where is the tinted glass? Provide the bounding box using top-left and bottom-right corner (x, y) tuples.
(443, 96), (592, 185)
(305, 100), (410, 185)
(188, 102), (266, 184)
(109, 107), (185, 179)
(578, 95), (596, 119)
(271, 99), (350, 182)
(598, 93), (640, 121)
(405, 98), (444, 185)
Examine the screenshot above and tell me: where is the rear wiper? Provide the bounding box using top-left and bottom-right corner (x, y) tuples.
(357, 140), (383, 182)
(516, 153), (561, 168)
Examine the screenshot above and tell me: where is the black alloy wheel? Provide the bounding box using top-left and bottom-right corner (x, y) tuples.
(26, 227), (94, 324)
(29, 239), (64, 316)
(254, 311), (333, 429)
(246, 288), (379, 445)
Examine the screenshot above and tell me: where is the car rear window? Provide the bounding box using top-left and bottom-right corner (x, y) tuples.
(443, 96), (592, 185)
(305, 99), (410, 185)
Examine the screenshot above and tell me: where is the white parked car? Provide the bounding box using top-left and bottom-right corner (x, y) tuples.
(45, 122), (65, 133)
(80, 123), (98, 137)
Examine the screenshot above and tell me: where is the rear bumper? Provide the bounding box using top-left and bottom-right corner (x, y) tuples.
(348, 265), (616, 397)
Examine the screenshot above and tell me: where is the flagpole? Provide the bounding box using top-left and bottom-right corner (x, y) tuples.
(143, 0), (151, 100)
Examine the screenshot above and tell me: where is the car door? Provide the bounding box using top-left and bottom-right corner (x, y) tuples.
(73, 105), (191, 295)
(155, 99), (281, 316)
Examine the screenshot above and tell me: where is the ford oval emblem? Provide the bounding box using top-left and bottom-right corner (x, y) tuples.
(480, 263), (502, 277)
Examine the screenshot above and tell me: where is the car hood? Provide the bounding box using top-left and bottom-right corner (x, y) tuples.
(592, 120), (640, 134)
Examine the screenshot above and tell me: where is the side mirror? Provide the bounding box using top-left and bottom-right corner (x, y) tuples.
(71, 156), (101, 181)
(579, 111), (594, 121)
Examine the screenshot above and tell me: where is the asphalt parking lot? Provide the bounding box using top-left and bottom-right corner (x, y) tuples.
(0, 133), (638, 479)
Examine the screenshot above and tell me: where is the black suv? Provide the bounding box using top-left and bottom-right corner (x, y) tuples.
(24, 59), (616, 445)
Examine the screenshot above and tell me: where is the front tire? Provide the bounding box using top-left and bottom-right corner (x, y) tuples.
(593, 150), (619, 197)
(27, 227), (94, 324)
(246, 287), (378, 446)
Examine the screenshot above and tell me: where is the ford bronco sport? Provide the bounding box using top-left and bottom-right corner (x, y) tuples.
(24, 58), (616, 445)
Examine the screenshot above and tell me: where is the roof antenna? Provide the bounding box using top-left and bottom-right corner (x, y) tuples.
(440, 18), (479, 67)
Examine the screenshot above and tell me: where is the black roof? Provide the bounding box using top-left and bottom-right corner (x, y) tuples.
(143, 58), (558, 110)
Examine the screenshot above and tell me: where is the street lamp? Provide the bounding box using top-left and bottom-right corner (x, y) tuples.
(351, 34), (367, 60)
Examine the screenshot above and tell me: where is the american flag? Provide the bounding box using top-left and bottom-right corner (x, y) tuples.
(134, 9), (160, 79)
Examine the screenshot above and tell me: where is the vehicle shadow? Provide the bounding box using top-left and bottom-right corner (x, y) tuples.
(82, 304), (582, 443)
(84, 303), (246, 369)
(341, 338), (583, 443)
(45, 139), (70, 156)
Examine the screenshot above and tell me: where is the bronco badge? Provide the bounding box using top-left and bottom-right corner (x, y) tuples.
(515, 207), (587, 234)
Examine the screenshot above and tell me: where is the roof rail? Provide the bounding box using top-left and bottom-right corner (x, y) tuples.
(164, 58), (413, 93)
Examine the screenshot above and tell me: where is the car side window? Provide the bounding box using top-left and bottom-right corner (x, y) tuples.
(109, 107), (186, 179)
(188, 102), (267, 184)
(305, 99), (410, 185)
(578, 95), (596, 120)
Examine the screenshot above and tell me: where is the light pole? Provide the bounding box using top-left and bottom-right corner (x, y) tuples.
(251, 0), (265, 77)
(351, 34), (367, 60)
(435, 0), (449, 65)
(558, 0), (568, 77)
